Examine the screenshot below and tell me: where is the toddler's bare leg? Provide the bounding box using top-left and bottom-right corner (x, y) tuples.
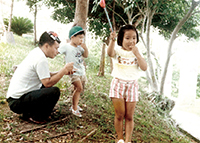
(72, 80), (83, 110)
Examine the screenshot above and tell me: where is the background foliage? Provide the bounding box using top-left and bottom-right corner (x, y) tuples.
(3, 16), (33, 36)
(44, 0), (200, 41)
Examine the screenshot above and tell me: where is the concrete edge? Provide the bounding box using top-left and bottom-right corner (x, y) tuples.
(178, 126), (200, 143)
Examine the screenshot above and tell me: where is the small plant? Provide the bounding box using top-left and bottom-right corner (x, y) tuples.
(197, 74), (200, 99)
(147, 91), (175, 115)
(171, 67), (180, 98)
(4, 16), (33, 36)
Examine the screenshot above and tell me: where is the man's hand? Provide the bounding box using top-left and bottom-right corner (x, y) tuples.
(41, 62), (76, 87)
(64, 62), (74, 75)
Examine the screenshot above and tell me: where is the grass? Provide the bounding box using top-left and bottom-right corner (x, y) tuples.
(0, 34), (197, 142)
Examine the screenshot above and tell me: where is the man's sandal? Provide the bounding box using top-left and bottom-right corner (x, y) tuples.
(29, 117), (47, 124)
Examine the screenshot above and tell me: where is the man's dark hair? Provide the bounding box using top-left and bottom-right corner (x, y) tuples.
(38, 32), (55, 47)
(117, 25), (139, 46)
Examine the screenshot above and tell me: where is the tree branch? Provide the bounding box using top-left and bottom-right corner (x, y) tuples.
(20, 116), (69, 134)
(107, 6), (127, 25)
(192, 10), (200, 15)
(136, 2), (145, 16)
(131, 13), (141, 24)
(78, 129), (97, 142)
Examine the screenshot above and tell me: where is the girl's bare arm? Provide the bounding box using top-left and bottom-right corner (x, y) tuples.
(107, 31), (117, 57)
(132, 46), (147, 71)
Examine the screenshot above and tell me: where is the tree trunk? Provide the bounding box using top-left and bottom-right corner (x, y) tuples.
(98, 43), (106, 76)
(145, 9), (158, 92)
(159, 0), (200, 95)
(8, 0), (14, 32)
(74, 0), (89, 69)
(0, 15), (6, 32)
(74, 0), (89, 29)
(133, 15), (143, 28)
(3, 0), (15, 44)
(138, 1), (159, 92)
(34, 4), (37, 45)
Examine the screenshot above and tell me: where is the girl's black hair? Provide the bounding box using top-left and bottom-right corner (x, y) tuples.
(38, 32), (55, 47)
(117, 25), (139, 46)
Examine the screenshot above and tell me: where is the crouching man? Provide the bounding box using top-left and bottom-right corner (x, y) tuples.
(6, 31), (75, 124)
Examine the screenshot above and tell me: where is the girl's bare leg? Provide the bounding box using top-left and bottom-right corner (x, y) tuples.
(124, 102), (136, 143)
(112, 98), (125, 141)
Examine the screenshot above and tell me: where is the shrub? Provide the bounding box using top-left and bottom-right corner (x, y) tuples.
(171, 68), (180, 98)
(4, 16), (33, 36)
(197, 74), (200, 99)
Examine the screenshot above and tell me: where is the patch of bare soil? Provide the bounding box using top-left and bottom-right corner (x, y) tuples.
(0, 100), (100, 143)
